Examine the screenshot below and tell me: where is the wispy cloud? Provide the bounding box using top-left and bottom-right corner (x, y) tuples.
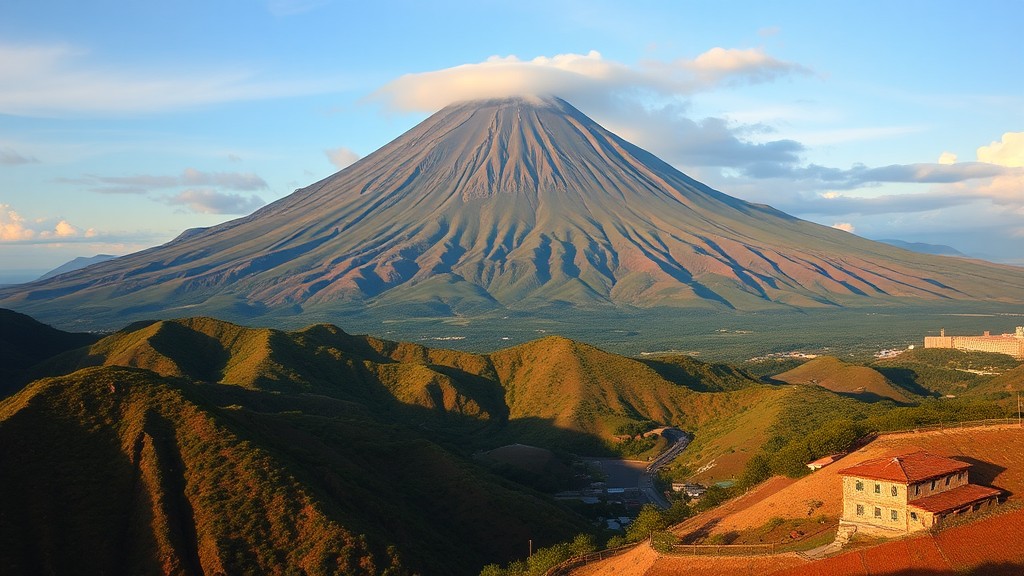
(62, 168), (268, 194)
(0, 42), (333, 117)
(325, 147), (360, 170)
(162, 189), (266, 214)
(0, 147), (38, 165)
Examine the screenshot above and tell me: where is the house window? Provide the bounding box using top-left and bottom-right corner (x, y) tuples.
(874, 507), (881, 518)
(856, 504), (864, 516)
(855, 480), (863, 491)
(958, 472), (964, 481)
(945, 476), (951, 486)
(915, 484), (920, 496)
(931, 480), (937, 490)
(874, 483), (881, 494)
(891, 510), (898, 521)
(911, 511), (918, 521)
(891, 485), (898, 497)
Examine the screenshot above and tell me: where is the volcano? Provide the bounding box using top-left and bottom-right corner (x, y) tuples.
(4, 96), (1024, 327)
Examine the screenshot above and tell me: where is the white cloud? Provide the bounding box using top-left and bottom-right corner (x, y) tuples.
(372, 49), (812, 113)
(938, 151), (957, 165)
(0, 42), (331, 117)
(977, 132), (1024, 168)
(162, 189), (266, 214)
(0, 204), (94, 242)
(832, 222), (856, 233)
(325, 147), (360, 170)
(682, 47), (811, 86)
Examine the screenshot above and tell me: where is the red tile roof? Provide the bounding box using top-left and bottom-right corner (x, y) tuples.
(908, 484), (1002, 514)
(837, 451), (970, 483)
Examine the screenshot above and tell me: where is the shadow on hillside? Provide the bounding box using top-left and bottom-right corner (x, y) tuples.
(678, 518), (721, 544)
(873, 366), (939, 397)
(870, 564), (1024, 576)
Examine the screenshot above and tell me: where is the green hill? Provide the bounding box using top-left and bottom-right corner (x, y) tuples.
(872, 348), (1022, 397)
(773, 355), (915, 403)
(0, 365), (586, 575)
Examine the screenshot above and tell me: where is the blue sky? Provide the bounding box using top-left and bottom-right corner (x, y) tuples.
(1, 0), (1022, 281)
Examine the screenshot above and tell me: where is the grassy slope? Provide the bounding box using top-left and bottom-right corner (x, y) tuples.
(773, 356), (914, 403)
(0, 365), (588, 576)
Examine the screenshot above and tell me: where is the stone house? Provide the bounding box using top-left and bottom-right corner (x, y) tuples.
(838, 451), (1000, 535)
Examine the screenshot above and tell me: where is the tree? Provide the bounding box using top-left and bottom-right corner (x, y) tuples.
(626, 504), (666, 541)
(568, 533), (597, 557)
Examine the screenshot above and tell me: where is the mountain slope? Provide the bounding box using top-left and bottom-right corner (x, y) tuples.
(0, 364), (589, 575)
(38, 254), (117, 280)
(3, 97), (1024, 329)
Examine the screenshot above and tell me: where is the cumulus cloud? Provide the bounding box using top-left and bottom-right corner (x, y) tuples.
(0, 42), (329, 116)
(977, 132), (1024, 167)
(162, 189), (266, 214)
(325, 147), (360, 170)
(832, 222), (856, 233)
(0, 204), (95, 242)
(372, 49), (811, 113)
(938, 151), (957, 165)
(0, 147), (38, 165)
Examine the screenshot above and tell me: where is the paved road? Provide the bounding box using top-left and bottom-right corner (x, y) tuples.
(640, 428), (691, 509)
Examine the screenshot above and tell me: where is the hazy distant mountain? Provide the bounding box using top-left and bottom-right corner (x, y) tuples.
(3, 96), (1024, 328)
(877, 239), (967, 257)
(37, 254), (117, 281)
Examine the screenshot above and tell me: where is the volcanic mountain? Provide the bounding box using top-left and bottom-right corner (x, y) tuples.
(4, 96), (1024, 328)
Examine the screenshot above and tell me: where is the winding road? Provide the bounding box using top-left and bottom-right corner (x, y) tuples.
(640, 428), (691, 509)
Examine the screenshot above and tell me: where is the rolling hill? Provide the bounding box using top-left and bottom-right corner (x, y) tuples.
(3, 97), (1024, 332)
(773, 356), (916, 403)
(1, 312), (809, 574)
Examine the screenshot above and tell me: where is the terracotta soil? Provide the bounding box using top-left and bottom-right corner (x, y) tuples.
(670, 476), (796, 541)
(699, 424), (1024, 538)
(571, 425), (1024, 576)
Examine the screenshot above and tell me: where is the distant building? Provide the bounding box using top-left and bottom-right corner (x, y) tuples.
(924, 327), (1024, 359)
(838, 451), (1000, 535)
(671, 483), (707, 499)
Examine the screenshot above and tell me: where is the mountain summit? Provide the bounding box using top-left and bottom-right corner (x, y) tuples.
(3, 96), (1024, 326)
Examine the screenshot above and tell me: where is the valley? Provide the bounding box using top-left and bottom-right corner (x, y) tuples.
(2, 309), (1022, 575)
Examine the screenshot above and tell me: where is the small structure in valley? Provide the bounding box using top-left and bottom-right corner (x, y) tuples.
(838, 451), (1001, 535)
